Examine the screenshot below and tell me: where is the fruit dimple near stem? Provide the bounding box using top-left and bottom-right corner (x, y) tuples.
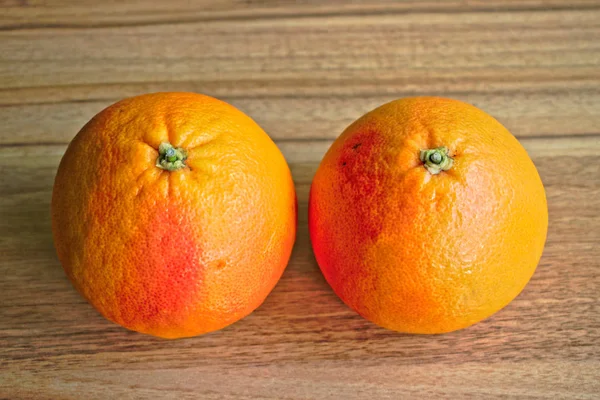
(419, 147), (454, 175)
(156, 142), (188, 171)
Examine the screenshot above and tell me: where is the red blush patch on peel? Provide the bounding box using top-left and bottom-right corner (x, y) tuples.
(115, 204), (204, 334)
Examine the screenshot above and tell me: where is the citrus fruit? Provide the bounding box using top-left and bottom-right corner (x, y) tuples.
(52, 92), (297, 339)
(309, 97), (548, 334)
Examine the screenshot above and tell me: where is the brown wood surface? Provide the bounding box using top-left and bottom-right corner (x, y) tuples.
(1, 1), (599, 399)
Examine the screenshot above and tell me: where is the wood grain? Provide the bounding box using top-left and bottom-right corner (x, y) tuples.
(1, 1), (599, 399)
(2, 0), (600, 29)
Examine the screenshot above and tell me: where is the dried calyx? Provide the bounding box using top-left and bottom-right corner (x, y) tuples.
(156, 142), (187, 171)
(419, 147), (454, 175)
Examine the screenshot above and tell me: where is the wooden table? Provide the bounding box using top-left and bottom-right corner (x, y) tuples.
(1, 1), (599, 399)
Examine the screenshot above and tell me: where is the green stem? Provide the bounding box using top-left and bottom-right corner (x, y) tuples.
(156, 142), (187, 171)
(419, 147), (453, 175)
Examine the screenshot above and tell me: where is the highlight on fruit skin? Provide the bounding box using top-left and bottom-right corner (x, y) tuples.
(51, 92), (297, 339)
(308, 96), (548, 334)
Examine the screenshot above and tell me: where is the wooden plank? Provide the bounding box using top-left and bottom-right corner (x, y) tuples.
(2, 0), (599, 29)
(1, 362), (598, 399)
(1, 10), (598, 92)
(1, 66), (599, 107)
(2, 90), (600, 144)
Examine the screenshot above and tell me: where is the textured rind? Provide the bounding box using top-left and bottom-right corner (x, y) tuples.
(309, 97), (548, 334)
(52, 92), (297, 339)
